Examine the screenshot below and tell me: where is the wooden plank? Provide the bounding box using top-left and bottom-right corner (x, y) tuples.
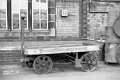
(0, 46), (20, 50)
(0, 41), (98, 50)
(25, 45), (99, 55)
(0, 41), (97, 47)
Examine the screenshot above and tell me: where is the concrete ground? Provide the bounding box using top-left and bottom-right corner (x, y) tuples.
(0, 61), (120, 80)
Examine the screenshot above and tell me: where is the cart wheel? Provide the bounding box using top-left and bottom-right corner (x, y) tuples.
(33, 56), (53, 74)
(80, 53), (97, 72)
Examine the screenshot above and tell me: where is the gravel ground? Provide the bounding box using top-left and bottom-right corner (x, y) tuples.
(0, 61), (120, 80)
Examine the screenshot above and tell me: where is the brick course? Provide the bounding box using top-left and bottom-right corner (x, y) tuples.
(0, 50), (21, 65)
(56, 2), (80, 39)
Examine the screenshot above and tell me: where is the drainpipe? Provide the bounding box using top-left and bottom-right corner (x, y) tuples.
(21, 15), (25, 67)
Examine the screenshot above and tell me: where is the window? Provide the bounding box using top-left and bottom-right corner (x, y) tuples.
(48, 0), (56, 29)
(32, 0), (48, 30)
(12, 0), (28, 30)
(0, 0), (7, 30)
(20, 0), (28, 30)
(12, 0), (20, 30)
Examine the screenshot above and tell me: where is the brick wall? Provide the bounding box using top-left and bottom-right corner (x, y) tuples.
(0, 50), (21, 65)
(87, 13), (107, 38)
(87, 1), (120, 60)
(87, 2), (120, 39)
(56, 1), (80, 40)
(82, 0), (89, 38)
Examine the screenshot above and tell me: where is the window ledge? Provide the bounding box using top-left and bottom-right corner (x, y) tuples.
(0, 30), (8, 32)
(0, 29), (50, 33)
(32, 29), (50, 33)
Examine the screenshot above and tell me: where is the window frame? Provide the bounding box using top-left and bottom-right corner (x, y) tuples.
(32, 0), (48, 30)
(11, 0), (28, 31)
(0, 0), (7, 30)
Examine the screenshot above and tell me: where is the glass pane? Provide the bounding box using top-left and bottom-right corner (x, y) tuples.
(0, 9), (6, 18)
(41, 0), (46, 3)
(0, 0), (7, 9)
(20, 0), (28, 9)
(32, 0), (48, 30)
(13, 13), (19, 18)
(12, 11), (19, 30)
(36, 0), (39, 2)
(0, 20), (6, 29)
(12, 0), (20, 30)
(33, 9), (39, 19)
(13, 19), (19, 29)
(33, 19), (40, 29)
(48, 15), (55, 22)
(20, 0), (28, 30)
(41, 20), (47, 29)
(12, 0), (19, 10)
(33, 0), (39, 9)
(41, 10), (47, 20)
(12, 10), (19, 15)
(0, 0), (7, 30)
(21, 9), (27, 29)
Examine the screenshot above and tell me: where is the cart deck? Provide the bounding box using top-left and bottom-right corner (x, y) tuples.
(25, 41), (100, 55)
(0, 41), (100, 73)
(0, 41), (100, 54)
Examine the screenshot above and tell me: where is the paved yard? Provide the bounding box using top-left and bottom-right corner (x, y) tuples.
(0, 61), (120, 80)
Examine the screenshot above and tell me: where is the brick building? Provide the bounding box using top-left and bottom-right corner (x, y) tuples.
(0, 0), (85, 66)
(0, 0), (120, 66)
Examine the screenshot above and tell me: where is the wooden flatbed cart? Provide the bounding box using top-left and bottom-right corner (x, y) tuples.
(23, 41), (100, 74)
(19, 7), (100, 74)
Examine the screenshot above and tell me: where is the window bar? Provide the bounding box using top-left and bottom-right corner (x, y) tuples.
(32, 0), (33, 30)
(5, 0), (7, 30)
(28, 0), (32, 31)
(40, 0), (41, 29)
(19, 0), (20, 30)
(47, 0), (48, 29)
(7, 0), (11, 31)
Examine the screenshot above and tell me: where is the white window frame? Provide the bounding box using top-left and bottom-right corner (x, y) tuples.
(32, 0), (48, 30)
(0, 0), (7, 30)
(12, 0), (28, 30)
(20, 0), (28, 30)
